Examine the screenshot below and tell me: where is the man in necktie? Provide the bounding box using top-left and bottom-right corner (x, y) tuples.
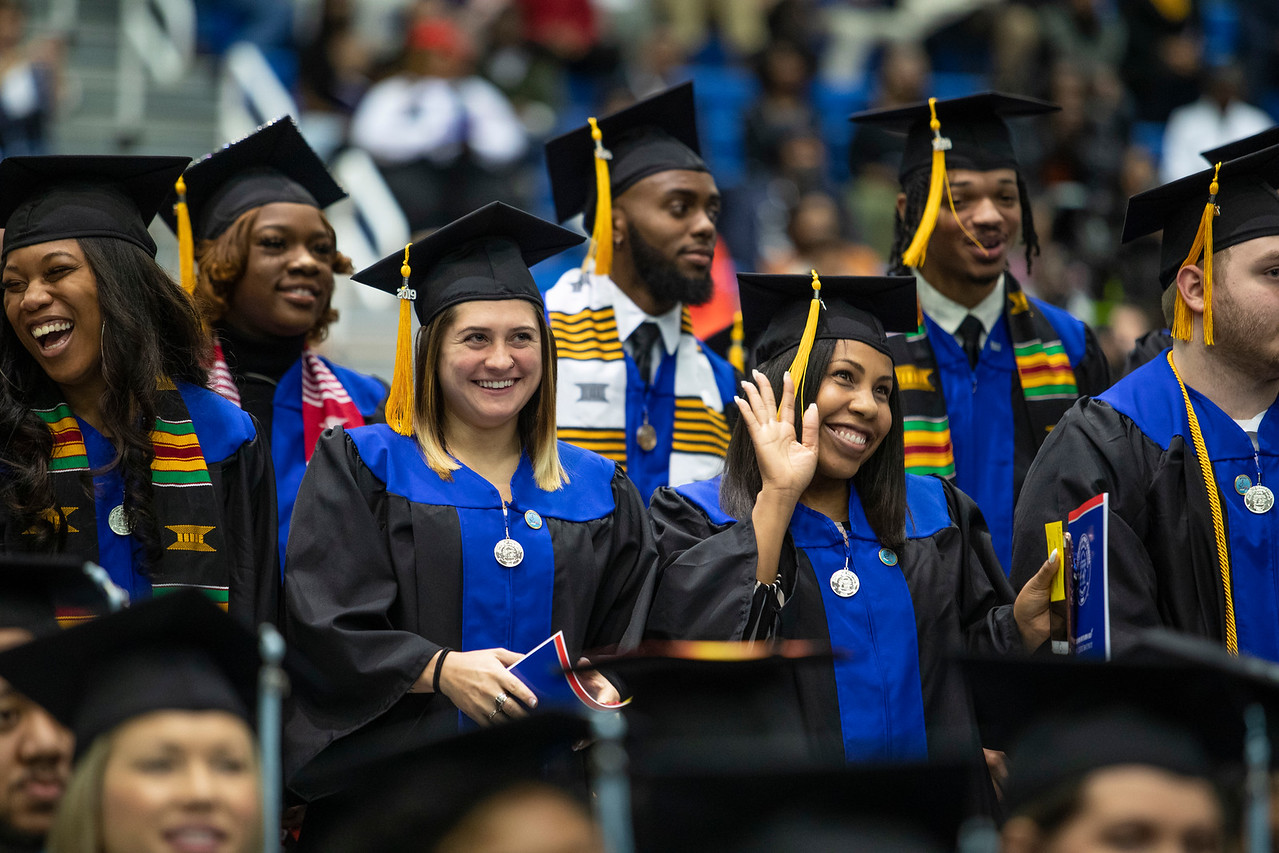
(543, 84), (739, 503)
(850, 93), (1111, 576)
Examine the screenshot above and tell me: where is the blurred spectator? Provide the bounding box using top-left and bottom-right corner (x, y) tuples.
(759, 190), (882, 276)
(1109, 144), (1163, 316)
(295, 0), (373, 159)
(742, 38), (817, 178)
(1118, 0), (1201, 123)
(1037, 0), (1128, 70)
(480, 3), (567, 139)
(1160, 62), (1273, 181)
(349, 15), (530, 231)
(656, 0), (778, 61)
(1097, 301), (1157, 378)
(1238, 3), (1279, 115)
(0, 0), (60, 157)
(621, 23), (690, 98)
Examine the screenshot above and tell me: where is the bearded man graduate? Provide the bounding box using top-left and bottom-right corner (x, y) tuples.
(1011, 143), (1279, 660)
(543, 84), (738, 504)
(850, 93), (1111, 575)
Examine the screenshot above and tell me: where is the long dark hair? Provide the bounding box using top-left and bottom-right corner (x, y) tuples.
(887, 167), (1039, 277)
(0, 237), (210, 570)
(719, 338), (907, 549)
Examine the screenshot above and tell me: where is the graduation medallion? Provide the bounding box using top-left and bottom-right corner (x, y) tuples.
(829, 569), (860, 598)
(494, 537), (524, 567)
(878, 548), (898, 567)
(107, 505), (133, 536)
(1235, 475), (1253, 495)
(1244, 484), (1275, 515)
(636, 423), (658, 452)
(524, 509), (543, 530)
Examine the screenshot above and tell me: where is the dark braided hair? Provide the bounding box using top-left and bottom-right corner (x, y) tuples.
(0, 237), (209, 571)
(887, 167), (1039, 277)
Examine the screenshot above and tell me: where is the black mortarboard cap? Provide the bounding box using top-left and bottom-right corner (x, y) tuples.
(634, 761), (974, 853)
(849, 91), (1058, 180)
(0, 555), (119, 637)
(1121, 143), (1279, 288)
(0, 591), (260, 755)
(1201, 125), (1279, 164)
(158, 116), (346, 241)
(737, 273), (918, 366)
(0, 155), (191, 260)
(294, 712), (594, 853)
(351, 201), (584, 326)
(545, 82), (708, 223)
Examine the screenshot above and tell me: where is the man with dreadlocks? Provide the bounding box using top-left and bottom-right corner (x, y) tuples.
(850, 92), (1110, 575)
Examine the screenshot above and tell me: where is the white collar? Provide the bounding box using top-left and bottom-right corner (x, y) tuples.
(913, 270), (1006, 336)
(608, 278), (683, 355)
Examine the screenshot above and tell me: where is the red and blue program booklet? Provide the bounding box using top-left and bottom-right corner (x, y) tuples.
(508, 631), (630, 712)
(1068, 493), (1110, 660)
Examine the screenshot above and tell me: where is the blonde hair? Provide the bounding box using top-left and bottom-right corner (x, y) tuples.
(45, 733), (113, 853)
(411, 301), (567, 491)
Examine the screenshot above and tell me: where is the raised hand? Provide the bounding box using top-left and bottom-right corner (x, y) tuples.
(736, 369), (820, 501)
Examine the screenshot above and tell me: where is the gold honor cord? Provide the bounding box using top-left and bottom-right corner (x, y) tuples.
(1167, 351), (1238, 653)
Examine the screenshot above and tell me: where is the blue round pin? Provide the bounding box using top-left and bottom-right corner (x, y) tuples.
(879, 548), (898, 567)
(524, 509), (543, 530)
(1236, 474), (1253, 495)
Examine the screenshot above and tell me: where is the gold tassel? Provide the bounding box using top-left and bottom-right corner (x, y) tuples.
(386, 244), (416, 436)
(728, 310), (744, 373)
(585, 117), (614, 277)
(901, 98), (950, 269)
(783, 270), (823, 418)
(1173, 163), (1220, 344)
(174, 175), (196, 296)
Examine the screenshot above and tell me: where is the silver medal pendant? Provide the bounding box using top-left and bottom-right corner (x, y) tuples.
(829, 568), (860, 598)
(494, 537), (525, 567)
(1244, 484), (1275, 515)
(107, 505), (133, 536)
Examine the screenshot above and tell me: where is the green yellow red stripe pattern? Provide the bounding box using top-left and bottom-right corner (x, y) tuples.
(149, 418), (212, 487)
(35, 405), (89, 472)
(550, 306), (625, 361)
(672, 397), (730, 456)
(903, 416), (956, 478)
(1013, 338), (1078, 401)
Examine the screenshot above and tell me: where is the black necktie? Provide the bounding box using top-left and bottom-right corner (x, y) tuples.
(629, 321), (661, 386)
(957, 314), (983, 369)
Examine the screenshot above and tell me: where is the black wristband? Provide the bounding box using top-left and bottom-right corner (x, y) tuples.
(432, 648), (452, 693)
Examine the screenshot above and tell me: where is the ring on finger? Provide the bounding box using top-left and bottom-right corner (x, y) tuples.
(488, 706), (501, 720)
(494, 692), (509, 712)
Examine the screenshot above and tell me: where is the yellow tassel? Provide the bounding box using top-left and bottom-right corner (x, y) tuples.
(1173, 163), (1220, 344)
(585, 117), (614, 277)
(386, 244), (416, 436)
(174, 175), (196, 296)
(901, 98), (949, 269)
(783, 270), (823, 418)
(728, 310), (745, 373)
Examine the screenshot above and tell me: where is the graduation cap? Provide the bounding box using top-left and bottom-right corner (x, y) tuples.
(849, 92), (1057, 268)
(1201, 126), (1279, 164)
(1121, 141), (1279, 344)
(158, 116), (347, 294)
(291, 712), (595, 853)
(736, 271), (917, 412)
(0, 555), (122, 637)
(0, 590), (261, 756)
(961, 632), (1279, 816)
(0, 154), (191, 261)
(544, 82), (708, 277)
(350, 201), (583, 435)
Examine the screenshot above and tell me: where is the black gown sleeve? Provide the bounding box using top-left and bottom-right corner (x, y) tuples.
(1010, 398), (1165, 647)
(283, 428), (439, 770)
(220, 418), (281, 630)
(937, 478), (1022, 654)
(580, 467), (660, 653)
(1074, 323), (1114, 397)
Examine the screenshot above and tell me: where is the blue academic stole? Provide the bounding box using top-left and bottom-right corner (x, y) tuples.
(792, 489), (928, 763)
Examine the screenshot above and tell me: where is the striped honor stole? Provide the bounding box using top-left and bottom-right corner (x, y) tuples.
(895, 278), (1080, 478)
(548, 270), (730, 487)
(31, 382), (229, 610)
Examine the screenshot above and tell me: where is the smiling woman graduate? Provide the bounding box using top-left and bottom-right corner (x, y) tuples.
(161, 117), (388, 569)
(282, 202), (657, 801)
(0, 155), (278, 628)
(645, 272), (1057, 765)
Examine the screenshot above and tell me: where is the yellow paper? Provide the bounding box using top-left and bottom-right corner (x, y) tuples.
(1045, 521), (1065, 602)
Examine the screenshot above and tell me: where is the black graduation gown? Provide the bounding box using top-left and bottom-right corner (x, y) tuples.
(1011, 354), (1279, 658)
(646, 474), (1020, 763)
(282, 425), (657, 798)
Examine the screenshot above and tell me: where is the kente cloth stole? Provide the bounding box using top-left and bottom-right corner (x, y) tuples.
(210, 340), (364, 461)
(548, 270), (729, 486)
(896, 278), (1079, 477)
(31, 381), (230, 608)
